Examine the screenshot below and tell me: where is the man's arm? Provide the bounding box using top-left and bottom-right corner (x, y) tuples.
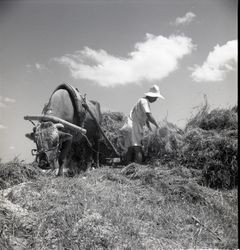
(146, 119), (152, 131)
(146, 113), (159, 129)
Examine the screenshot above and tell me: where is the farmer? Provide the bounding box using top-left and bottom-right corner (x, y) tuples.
(120, 85), (165, 164)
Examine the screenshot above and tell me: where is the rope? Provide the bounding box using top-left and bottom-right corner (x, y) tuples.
(28, 120), (36, 126)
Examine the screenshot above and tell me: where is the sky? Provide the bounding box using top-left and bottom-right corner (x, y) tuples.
(0, 0), (238, 162)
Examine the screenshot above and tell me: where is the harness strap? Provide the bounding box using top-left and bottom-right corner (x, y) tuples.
(51, 83), (86, 127)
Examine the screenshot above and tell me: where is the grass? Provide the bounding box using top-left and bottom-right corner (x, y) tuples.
(0, 161), (238, 249)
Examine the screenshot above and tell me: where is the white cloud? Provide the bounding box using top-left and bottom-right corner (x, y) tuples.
(0, 102), (6, 108)
(0, 96), (16, 108)
(173, 12), (196, 26)
(26, 63), (47, 72)
(190, 40), (238, 82)
(9, 146), (15, 150)
(35, 63), (47, 71)
(0, 124), (7, 129)
(54, 34), (194, 87)
(4, 97), (16, 103)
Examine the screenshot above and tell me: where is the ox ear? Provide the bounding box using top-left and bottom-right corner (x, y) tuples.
(59, 131), (72, 143)
(25, 132), (35, 141)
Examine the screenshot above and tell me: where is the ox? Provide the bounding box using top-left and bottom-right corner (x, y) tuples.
(25, 83), (102, 176)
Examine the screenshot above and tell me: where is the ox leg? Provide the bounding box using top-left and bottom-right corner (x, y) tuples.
(83, 141), (92, 171)
(96, 140), (100, 168)
(58, 158), (68, 176)
(87, 146), (95, 170)
(57, 135), (72, 176)
(53, 160), (60, 175)
(91, 139), (100, 169)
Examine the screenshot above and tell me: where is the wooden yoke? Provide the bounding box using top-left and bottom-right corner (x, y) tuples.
(24, 115), (87, 135)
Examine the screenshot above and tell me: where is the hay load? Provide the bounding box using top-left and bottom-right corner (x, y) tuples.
(186, 100), (237, 131)
(102, 100), (237, 189)
(99, 111), (127, 161)
(180, 100), (238, 189)
(142, 121), (184, 163)
(100, 113), (184, 164)
(99, 100), (237, 189)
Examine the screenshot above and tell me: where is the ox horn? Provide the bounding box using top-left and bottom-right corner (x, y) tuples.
(24, 115), (86, 135)
(54, 123), (64, 129)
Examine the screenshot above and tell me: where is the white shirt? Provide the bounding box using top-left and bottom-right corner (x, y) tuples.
(130, 97), (151, 126)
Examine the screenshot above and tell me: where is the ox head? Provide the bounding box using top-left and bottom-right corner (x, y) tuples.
(26, 121), (71, 170)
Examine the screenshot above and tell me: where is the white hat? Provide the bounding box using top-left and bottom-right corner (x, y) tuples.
(144, 85), (165, 99)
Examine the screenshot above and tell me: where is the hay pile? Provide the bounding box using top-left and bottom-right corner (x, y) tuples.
(142, 121), (184, 163)
(99, 101), (237, 190)
(99, 111), (127, 160)
(0, 158), (42, 189)
(186, 102), (237, 131)
(120, 162), (209, 204)
(180, 101), (238, 189)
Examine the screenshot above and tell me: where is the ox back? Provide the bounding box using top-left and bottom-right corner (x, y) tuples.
(43, 83), (101, 131)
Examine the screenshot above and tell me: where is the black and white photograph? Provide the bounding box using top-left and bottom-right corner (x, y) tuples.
(0, 0), (238, 249)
